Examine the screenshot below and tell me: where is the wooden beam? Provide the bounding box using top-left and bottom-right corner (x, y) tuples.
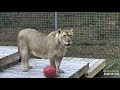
(70, 63), (89, 78)
(0, 52), (20, 71)
(85, 59), (106, 78)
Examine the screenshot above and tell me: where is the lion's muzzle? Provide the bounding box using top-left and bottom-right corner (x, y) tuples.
(64, 44), (71, 46)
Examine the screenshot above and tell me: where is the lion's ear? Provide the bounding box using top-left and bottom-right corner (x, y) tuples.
(70, 29), (73, 32)
(58, 28), (62, 34)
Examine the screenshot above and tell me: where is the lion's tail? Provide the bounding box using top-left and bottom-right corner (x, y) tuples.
(17, 35), (21, 62)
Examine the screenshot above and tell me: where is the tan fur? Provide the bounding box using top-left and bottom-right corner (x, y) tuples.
(18, 28), (73, 77)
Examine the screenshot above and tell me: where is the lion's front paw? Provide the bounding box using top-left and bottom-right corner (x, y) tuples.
(22, 68), (29, 72)
(58, 69), (64, 73)
(28, 66), (32, 69)
(55, 73), (61, 77)
(21, 66), (29, 72)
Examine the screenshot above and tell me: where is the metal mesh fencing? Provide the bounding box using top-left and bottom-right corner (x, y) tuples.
(57, 12), (120, 59)
(58, 12), (120, 43)
(0, 12), (120, 59)
(0, 12), (55, 45)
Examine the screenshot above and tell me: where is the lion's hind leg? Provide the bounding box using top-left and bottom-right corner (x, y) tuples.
(18, 40), (31, 72)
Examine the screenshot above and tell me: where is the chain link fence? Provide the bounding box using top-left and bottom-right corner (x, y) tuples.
(0, 12), (120, 59)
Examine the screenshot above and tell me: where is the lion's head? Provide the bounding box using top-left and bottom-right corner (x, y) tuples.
(58, 28), (73, 48)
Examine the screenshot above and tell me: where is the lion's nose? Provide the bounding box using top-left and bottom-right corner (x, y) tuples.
(67, 40), (70, 42)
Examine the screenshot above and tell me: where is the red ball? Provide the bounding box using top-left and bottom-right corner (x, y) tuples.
(43, 66), (56, 78)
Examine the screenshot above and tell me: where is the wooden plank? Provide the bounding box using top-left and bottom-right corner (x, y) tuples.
(63, 57), (74, 61)
(79, 58), (94, 63)
(57, 61), (89, 78)
(63, 57), (94, 63)
(0, 46), (20, 71)
(0, 58), (89, 78)
(68, 57), (94, 62)
(85, 59), (106, 78)
(87, 59), (105, 74)
(69, 63), (89, 78)
(0, 52), (20, 71)
(89, 59), (99, 67)
(0, 46), (18, 58)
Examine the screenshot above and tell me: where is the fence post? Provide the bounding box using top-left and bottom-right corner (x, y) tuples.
(55, 12), (58, 30)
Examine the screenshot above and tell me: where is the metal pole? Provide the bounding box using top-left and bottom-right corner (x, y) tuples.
(55, 12), (58, 30)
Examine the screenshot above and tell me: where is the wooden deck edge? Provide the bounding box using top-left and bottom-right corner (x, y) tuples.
(69, 63), (89, 78)
(0, 52), (20, 71)
(85, 59), (106, 78)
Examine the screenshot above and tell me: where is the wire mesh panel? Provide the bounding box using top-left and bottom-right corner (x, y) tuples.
(0, 12), (120, 59)
(57, 12), (120, 58)
(58, 12), (120, 43)
(0, 12), (55, 45)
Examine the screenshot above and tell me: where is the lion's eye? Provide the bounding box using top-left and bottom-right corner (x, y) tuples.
(69, 35), (72, 36)
(63, 35), (66, 36)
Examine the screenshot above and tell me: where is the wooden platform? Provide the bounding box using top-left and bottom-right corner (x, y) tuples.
(0, 46), (106, 78)
(0, 46), (19, 71)
(61, 57), (106, 78)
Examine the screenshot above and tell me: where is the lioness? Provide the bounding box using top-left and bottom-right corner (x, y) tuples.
(18, 28), (73, 77)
